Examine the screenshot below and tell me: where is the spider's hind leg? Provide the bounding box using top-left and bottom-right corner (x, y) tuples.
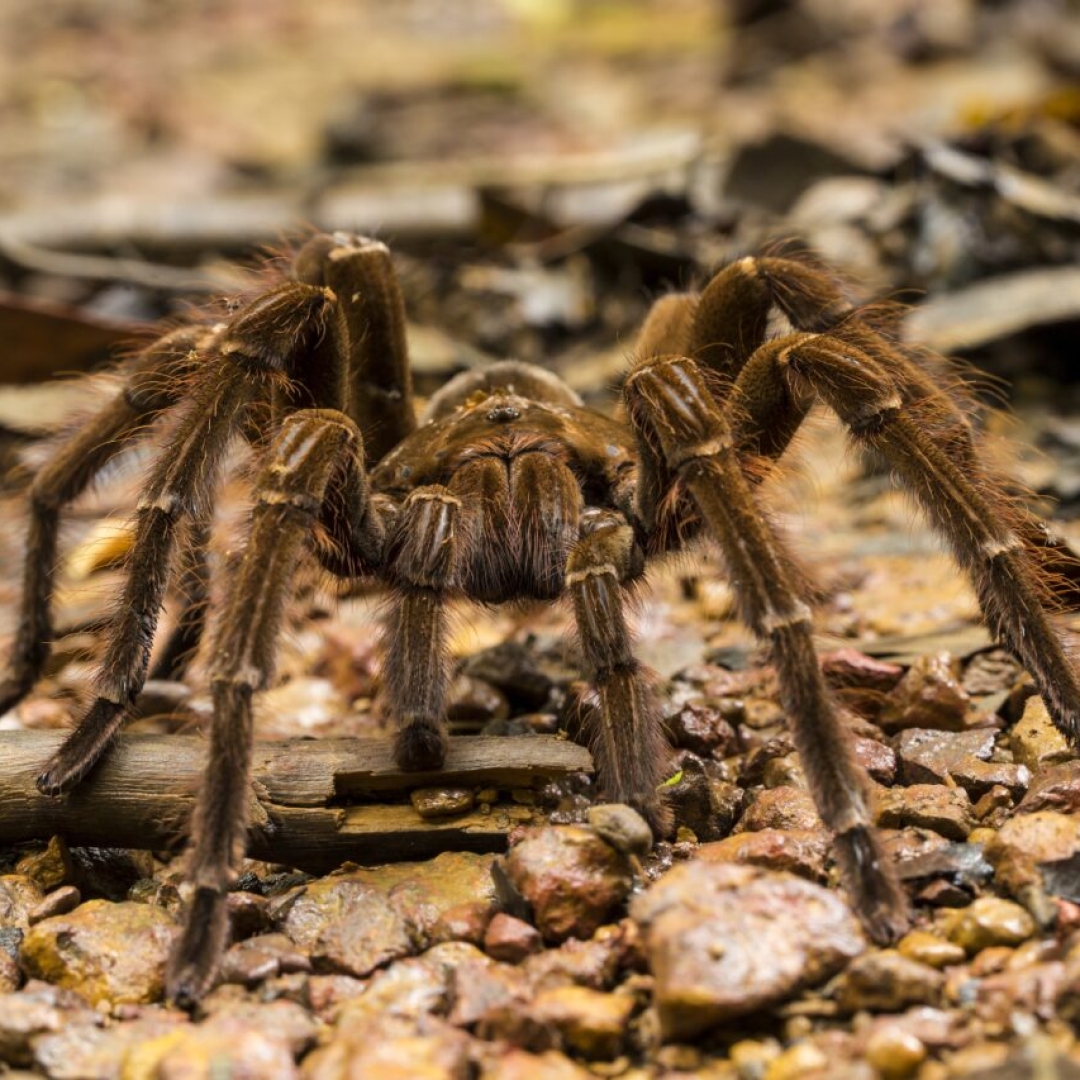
(0, 327), (204, 716)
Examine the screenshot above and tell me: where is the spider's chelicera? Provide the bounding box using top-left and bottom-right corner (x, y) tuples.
(5, 232), (1080, 1006)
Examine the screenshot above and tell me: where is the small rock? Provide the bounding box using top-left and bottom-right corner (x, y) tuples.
(896, 728), (995, 785)
(1016, 760), (1080, 815)
(20, 900), (177, 1006)
(463, 642), (553, 710)
(897, 930), (966, 969)
(666, 701), (738, 757)
(737, 787), (821, 832)
(447, 674), (511, 724)
(411, 787), (476, 819)
(27, 886), (81, 926)
(875, 784), (975, 840)
(504, 827), (632, 944)
(226, 890), (272, 940)
(879, 654), (969, 733)
(523, 928), (627, 993)
(942, 897), (1036, 953)
(699, 829), (829, 881)
(530, 985), (635, 1059)
(0, 877), (45, 930)
(762, 1039), (828, 1080)
(1012, 696), (1073, 771)
(586, 804), (652, 857)
(822, 649), (904, 693)
(852, 736), (897, 785)
(834, 949), (945, 1012)
(449, 955), (529, 1028)
(985, 810), (1080, 915)
(350, 852), (498, 946)
(278, 879), (412, 979)
(665, 759), (743, 842)
(632, 862), (865, 1038)
(221, 932), (312, 987)
(864, 1025), (927, 1079)
(485, 914), (542, 963)
(15, 838), (73, 893)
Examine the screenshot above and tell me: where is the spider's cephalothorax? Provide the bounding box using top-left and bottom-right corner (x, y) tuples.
(5, 233), (1080, 1007)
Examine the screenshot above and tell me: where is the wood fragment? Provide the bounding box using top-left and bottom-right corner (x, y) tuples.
(0, 732), (593, 872)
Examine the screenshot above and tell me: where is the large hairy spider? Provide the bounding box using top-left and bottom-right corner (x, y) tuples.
(4, 232), (1080, 1007)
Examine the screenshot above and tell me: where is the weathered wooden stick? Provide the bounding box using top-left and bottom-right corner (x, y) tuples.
(0, 732), (593, 873)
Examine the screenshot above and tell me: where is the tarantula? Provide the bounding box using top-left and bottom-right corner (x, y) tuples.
(4, 232), (1080, 1007)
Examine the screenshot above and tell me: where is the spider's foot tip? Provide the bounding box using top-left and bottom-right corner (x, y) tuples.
(394, 725), (449, 773)
(36, 766), (67, 798)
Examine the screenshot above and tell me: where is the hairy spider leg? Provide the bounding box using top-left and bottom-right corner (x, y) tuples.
(293, 233), (416, 464)
(382, 485), (463, 772)
(689, 255), (1080, 605)
(0, 327), (207, 715)
(168, 409), (368, 1007)
(773, 331), (1080, 743)
(567, 508), (672, 835)
(625, 351), (909, 944)
(36, 283), (342, 795)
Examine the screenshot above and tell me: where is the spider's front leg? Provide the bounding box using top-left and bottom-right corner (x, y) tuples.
(37, 282), (341, 796)
(624, 352), (909, 944)
(168, 407), (381, 1006)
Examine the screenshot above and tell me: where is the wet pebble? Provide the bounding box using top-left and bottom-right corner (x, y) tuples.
(879, 654), (969, 733)
(942, 897), (1036, 953)
(0, 948), (19, 993)
(411, 787), (476, 819)
(834, 949), (945, 1012)
(896, 728), (996, 785)
(15, 838), (74, 893)
(876, 783), (975, 840)
(27, 885), (81, 926)
(985, 810), (1080, 917)
(666, 700), (739, 757)
(503, 826), (632, 944)
(736, 786), (821, 832)
(20, 900), (177, 1006)
(586, 804), (652, 857)
(221, 932), (313, 987)
(530, 985), (635, 1059)
(478, 1047), (593, 1079)
(632, 862), (865, 1038)
(1016, 760), (1080, 814)
(0, 876), (45, 930)
(278, 878), (413, 979)
(448, 674), (511, 724)
(698, 829), (829, 881)
(485, 913), (543, 963)
(863, 1025), (927, 1079)
(897, 930), (966, 969)
(822, 648), (904, 693)
(1011, 696), (1073, 771)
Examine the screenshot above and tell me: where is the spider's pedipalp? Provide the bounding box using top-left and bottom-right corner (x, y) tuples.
(566, 511), (670, 834)
(168, 407), (365, 1007)
(384, 485), (464, 772)
(625, 351), (908, 942)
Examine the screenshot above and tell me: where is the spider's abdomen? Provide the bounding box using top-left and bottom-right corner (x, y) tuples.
(447, 445), (582, 603)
